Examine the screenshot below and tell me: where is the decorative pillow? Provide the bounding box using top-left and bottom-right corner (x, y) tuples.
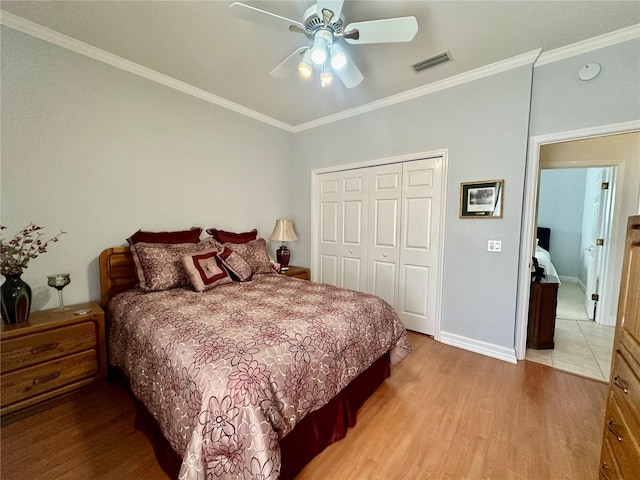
(206, 228), (258, 244)
(222, 238), (274, 276)
(130, 238), (216, 292)
(218, 247), (252, 281)
(127, 227), (202, 245)
(182, 249), (233, 292)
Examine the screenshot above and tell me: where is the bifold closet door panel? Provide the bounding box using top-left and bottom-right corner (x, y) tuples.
(398, 158), (444, 335)
(367, 164), (402, 307)
(317, 170), (368, 291)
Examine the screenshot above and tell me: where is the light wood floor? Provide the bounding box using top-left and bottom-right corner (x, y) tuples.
(1, 332), (607, 480)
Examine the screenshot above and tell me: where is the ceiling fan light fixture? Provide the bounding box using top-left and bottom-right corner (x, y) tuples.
(320, 67), (333, 88)
(329, 43), (346, 70)
(297, 49), (313, 78)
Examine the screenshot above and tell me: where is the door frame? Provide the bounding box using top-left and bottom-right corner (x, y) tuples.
(310, 149), (448, 341)
(515, 121), (640, 360)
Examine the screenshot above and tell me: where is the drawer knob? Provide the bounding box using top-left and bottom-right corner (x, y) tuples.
(600, 463), (610, 480)
(33, 371), (61, 385)
(30, 342), (59, 355)
(607, 419), (623, 442)
(613, 375), (628, 394)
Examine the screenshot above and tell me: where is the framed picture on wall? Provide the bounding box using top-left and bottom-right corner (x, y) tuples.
(460, 179), (504, 218)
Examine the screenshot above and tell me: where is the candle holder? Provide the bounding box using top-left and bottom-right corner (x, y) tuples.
(47, 274), (71, 312)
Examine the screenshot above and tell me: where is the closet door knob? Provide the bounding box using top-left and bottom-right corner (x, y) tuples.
(349, 249), (353, 254)
(383, 253), (388, 257)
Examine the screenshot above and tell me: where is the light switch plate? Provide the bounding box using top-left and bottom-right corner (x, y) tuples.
(488, 240), (502, 252)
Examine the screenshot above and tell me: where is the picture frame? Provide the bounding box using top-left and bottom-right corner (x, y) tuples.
(460, 179), (504, 218)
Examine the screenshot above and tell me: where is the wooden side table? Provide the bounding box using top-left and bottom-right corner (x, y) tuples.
(281, 266), (311, 280)
(1, 301), (107, 420)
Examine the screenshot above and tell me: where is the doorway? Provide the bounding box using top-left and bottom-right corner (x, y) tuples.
(515, 124), (640, 365)
(525, 165), (616, 381)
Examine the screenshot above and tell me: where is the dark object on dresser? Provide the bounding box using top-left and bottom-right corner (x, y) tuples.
(531, 257), (545, 282)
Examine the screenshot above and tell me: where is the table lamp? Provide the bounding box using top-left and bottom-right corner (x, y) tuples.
(269, 219), (298, 271)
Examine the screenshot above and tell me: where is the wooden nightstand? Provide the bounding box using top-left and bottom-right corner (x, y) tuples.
(281, 266), (311, 280)
(1, 301), (107, 420)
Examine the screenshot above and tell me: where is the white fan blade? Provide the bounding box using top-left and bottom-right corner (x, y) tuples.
(317, 0), (344, 22)
(344, 16), (418, 44)
(229, 2), (305, 31)
(335, 50), (363, 88)
(270, 47), (308, 78)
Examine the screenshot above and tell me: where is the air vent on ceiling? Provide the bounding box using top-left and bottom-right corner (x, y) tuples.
(412, 51), (451, 73)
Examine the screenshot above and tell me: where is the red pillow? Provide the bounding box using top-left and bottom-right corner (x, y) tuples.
(206, 228), (258, 244)
(127, 227), (202, 245)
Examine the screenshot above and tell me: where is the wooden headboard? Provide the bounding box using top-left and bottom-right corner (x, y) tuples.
(99, 247), (137, 308)
(537, 227), (551, 252)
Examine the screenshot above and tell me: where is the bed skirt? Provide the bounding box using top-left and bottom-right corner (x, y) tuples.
(118, 351), (390, 479)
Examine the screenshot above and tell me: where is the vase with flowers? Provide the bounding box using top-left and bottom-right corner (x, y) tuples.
(1, 224), (65, 324)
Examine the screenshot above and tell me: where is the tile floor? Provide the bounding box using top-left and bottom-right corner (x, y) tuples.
(525, 282), (615, 382)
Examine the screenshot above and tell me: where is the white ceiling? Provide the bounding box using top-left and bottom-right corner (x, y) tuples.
(2, 1), (639, 127)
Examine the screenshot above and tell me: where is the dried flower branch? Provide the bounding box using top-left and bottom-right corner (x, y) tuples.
(1, 224), (65, 276)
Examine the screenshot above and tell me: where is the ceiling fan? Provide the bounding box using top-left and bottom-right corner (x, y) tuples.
(229, 0), (418, 88)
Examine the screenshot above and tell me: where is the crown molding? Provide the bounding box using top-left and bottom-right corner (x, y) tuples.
(2, 11), (637, 132)
(0, 11), (295, 132)
(291, 49), (542, 132)
(535, 23), (640, 66)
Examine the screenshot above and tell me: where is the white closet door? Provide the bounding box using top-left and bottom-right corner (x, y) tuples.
(317, 170), (368, 291)
(398, 158), (443, 335)
(367, 163), (402, 307)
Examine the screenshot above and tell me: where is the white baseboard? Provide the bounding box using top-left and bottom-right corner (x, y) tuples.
(558, 276), (587, 292)
(439, 331), (517, 364)
(559, 275), (578, 284)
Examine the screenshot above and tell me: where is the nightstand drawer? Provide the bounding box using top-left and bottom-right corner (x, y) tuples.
(1, 350), (98, 408)
(0, 322), (97, 372)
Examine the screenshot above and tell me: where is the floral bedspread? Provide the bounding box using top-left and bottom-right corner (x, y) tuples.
(108, 274), (411, 480)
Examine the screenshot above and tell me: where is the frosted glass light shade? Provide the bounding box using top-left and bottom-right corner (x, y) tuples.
(298, 49), (313, 78)
(329, 44), (346, 70)
(310, 39), (328, 65)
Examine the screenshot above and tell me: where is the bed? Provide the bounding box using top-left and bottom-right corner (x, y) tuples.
(534, 226), (560, 281)
(99, 243), (411, 480)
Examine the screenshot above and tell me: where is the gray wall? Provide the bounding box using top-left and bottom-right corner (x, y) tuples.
(537, 168), (587, 279)
(530, 37), (640, 325)
(1, 27), (292, 309)
(291, 66), (534, 351)
(2, 24), (638, 355)
(530, 39), (640, 136)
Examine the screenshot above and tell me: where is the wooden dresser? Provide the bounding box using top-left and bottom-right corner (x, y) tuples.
(527, 274), (559, 349)
(282, 266), (311, 280)
(0, 301), (107, 420)
(598, 215), (640, 479)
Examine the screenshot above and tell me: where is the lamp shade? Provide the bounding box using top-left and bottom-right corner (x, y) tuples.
(269, 219), (298, 242)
